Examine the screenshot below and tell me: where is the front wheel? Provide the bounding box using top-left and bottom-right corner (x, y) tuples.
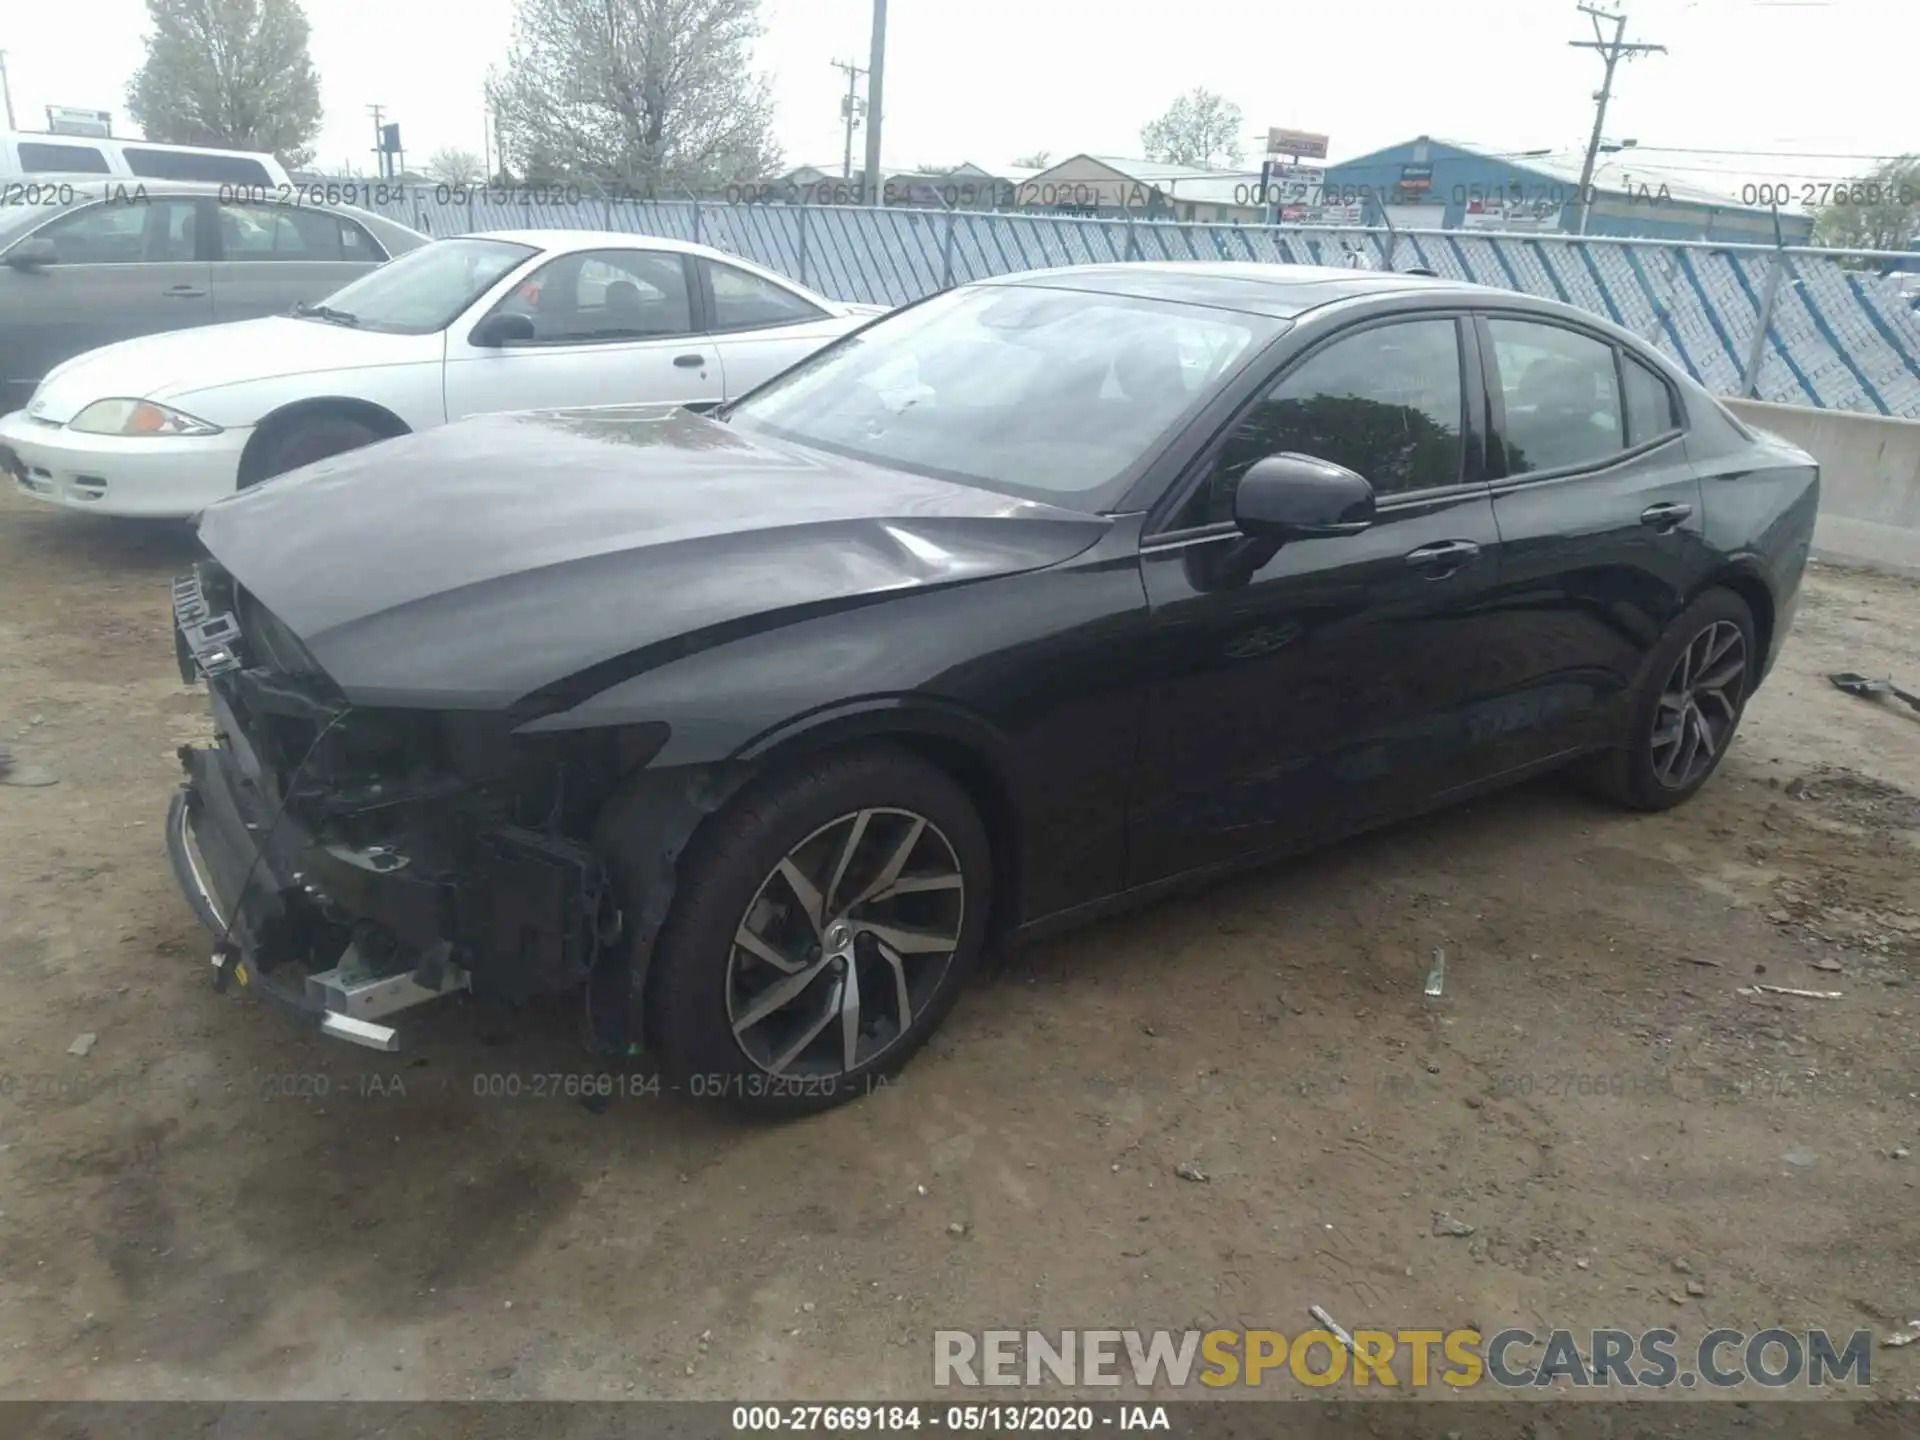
(1571, 588), (1756, 811)
(249, 415), (384, 485)
(638, 747), (992, 1116)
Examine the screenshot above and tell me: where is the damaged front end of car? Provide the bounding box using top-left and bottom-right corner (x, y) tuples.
(165, 559), (688, 1052)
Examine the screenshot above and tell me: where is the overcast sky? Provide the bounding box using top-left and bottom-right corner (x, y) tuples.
(1, 0), (1908, 187)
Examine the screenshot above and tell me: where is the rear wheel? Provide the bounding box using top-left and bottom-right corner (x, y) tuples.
(1571, 588), (1756, 811)
(639, 747), (991, 1116)
(250, 415), (385, 484)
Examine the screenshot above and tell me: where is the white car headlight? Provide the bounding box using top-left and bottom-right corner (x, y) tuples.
(68, 399), (223, 437)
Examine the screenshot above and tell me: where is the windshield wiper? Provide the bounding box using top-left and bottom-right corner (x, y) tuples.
(291, 301), (361, 327)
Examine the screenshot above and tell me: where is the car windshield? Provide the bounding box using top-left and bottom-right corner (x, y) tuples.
(300, 236), (536, 334)
(724, 284), (1277, 508)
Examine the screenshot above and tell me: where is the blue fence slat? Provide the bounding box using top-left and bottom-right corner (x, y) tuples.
(1722, 254), (1819, 407)
(1845, 273), (1920, 400)
(1788, 257), (1889, 415)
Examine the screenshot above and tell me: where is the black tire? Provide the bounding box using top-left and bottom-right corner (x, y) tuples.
(250, 415), (384, 485)
(1570, 587), (1757, 812)
(639, 746), (991, 1117)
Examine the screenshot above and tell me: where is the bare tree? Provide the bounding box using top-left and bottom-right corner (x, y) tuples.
(126, 0), (323, 168)
(1010, 150), (1052, 170)
(1139, 89), (1244, 170)
(426, 147), (487, 186)
(488, 0), (782, 195)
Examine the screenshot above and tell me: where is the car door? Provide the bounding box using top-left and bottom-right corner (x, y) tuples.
(442, 246), (722, 419)
(696, 256), (855, 399)
(1129, 312), (1510, 884)
(1473, 312), (1707, 765)
(0, 194), (212, 411)
(208, 201), (386, 322)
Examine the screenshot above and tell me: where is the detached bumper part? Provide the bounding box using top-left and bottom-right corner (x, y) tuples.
(306, 945), (471, 1052)
(166, 743), (471, 1051)
(201, 942), (469, 1052)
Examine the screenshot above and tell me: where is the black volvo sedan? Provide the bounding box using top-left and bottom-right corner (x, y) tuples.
(166, 262), (1818, 1113)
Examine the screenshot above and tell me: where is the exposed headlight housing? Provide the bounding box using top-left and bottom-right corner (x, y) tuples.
(69, 399), (223, 437)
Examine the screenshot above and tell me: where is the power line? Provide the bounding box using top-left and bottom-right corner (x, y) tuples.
(1610, 144), (1915, 162)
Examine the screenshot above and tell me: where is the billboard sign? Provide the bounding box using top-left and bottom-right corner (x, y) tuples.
(1281, 202), (1365, 226)
(1267, 127), (1330, 160)
(1459, 196), (1563, 233)
(46, 105), (112, 138)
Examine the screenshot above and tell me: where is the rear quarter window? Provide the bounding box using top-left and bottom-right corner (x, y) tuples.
(123, 148), (273, 186)
(1622, 353), (1681, 446)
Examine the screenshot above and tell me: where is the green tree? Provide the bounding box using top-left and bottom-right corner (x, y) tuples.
(1812, 155), (1920, 258)
(125, 0), (323, 169)
(1140, 88), (1244, 170)
(488, 0), (782, 195)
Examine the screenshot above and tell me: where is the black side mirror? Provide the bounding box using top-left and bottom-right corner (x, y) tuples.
(1233, 453), (1376, 540)
(4, 237), (58, 271)
(469, 311), (536, 347)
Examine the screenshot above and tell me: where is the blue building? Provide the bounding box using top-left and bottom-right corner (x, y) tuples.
(1321, 136), (1814, 245)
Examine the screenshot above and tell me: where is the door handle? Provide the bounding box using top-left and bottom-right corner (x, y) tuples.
(1404, 539), (1482, 576)
(673, 353), (706, 368)
(1640, 501), (1693, 531)
(164, 285), (207, 299)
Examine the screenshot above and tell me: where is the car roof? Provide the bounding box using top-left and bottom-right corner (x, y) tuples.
(474, 229), (740, 261)
(468, 229), (832, 297)
(981, 261), (1495, 319)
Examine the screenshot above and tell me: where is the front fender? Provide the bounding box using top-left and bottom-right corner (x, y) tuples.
(735, 693), (1015, 771)
(175, 364), (448, 432)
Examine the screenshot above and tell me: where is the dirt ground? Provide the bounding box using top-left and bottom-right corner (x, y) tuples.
(0, 481), (1917, 1409)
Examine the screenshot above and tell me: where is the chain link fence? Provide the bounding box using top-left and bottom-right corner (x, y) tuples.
(365, 191), (1920, 419)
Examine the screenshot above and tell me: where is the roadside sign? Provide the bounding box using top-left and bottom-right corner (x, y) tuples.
(1267, 127), (1330, 160)
(46, 105), (112, 137)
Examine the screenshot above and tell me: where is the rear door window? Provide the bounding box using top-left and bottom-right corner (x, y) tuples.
(340, 217), (385, 261)
(216, 203), (356, 261)
(1486, 318), (1626, 474)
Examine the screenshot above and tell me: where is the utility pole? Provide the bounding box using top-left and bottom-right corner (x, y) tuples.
(832, 59), (868, 180)
(0, 51), (16, 132)
(861, 0), (887, 205)
(1568, 4), (1664, 235)
(368, 103), (387, 178)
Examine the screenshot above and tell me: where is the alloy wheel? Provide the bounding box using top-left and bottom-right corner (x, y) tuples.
(726, 808), (966, 1078)
(1650, 619), (1748, 790)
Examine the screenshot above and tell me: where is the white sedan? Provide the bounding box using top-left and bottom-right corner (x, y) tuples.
(0, 230), (885, 518)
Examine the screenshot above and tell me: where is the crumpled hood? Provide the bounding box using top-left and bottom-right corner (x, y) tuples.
(197, 405), (1111, 709)
(29, 317), (425, 423)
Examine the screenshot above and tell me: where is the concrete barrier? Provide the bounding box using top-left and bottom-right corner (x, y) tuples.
(1722, 398), (1920, 579)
